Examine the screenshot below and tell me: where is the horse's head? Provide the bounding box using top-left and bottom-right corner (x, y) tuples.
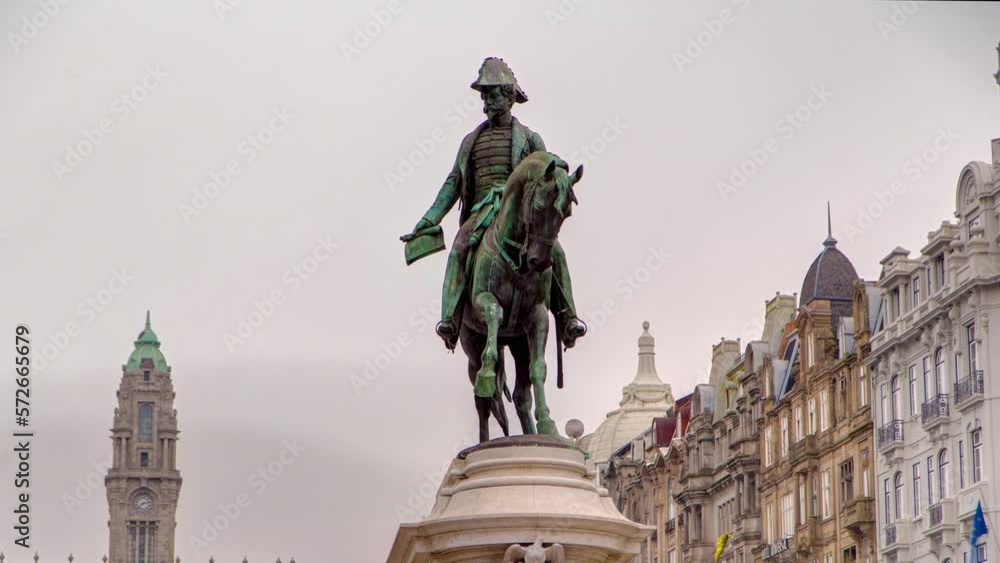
(522, 157), (583, 272)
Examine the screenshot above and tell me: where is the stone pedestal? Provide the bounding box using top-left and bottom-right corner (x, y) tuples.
(387, 435), (652, 563)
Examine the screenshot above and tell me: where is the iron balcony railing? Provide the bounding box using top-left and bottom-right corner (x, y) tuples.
(955, 371), (985, 405)
(665, 518), (676, 533)
(877, 420), (904, 449)
(921, 394), (949, 425)
(885, 523), (897, 546)
(930, 502), (944, 527)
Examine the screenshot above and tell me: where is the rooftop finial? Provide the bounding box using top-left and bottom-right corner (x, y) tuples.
(145, 309), (151, 329)
(823, 202), (837, 247)
(632, 321), (662, 385)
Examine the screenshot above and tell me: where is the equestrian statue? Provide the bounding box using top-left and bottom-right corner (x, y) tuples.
(400, 58), (585, 443)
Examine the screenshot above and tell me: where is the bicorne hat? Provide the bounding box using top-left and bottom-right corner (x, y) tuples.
(470, 57), (528, 103)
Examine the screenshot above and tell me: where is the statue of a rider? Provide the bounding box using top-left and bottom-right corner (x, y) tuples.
(403, 57), (586, 351)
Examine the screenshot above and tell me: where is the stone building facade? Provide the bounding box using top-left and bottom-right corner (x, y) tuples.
(758, 233), (879, 563)
(867, 139), (1000, 563)
(106, 313), (182, 563)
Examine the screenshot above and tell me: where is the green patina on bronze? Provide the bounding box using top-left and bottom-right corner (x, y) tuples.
(401, 58), (586, 443)
(126, 310), (168, 371)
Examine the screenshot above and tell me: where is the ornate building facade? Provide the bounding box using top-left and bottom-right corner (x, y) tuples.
(758, 234), (879, 563)
(106, 313), (182, 563)
(867, 139), (1000, 563)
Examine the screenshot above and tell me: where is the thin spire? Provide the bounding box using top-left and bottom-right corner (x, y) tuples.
(823, 202), (837, 247)
(145, 309), (151, 329)
(632, 321), (663, 385)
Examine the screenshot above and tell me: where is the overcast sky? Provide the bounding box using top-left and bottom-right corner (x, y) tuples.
(2, 1), (999, 561)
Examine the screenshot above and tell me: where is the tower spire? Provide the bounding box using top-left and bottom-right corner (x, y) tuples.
(145, 309), (151, 329)
(632, 321), (663, 385)
(823, 202), (837, 247)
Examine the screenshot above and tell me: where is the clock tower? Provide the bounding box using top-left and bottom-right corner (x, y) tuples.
(106, 312), (181, 563)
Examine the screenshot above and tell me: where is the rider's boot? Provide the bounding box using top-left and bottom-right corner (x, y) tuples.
(551, 243), (587, 348)
(437, 246), (465, 351)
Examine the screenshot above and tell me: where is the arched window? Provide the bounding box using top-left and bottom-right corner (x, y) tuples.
(138, 403), (153, 442)
(938, 449), (950, 499)
(934, 348), (946, 395)
(891, 376), (901, 420)
(894, 472), (904, 519)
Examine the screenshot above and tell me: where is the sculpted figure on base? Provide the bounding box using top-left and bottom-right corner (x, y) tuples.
(401, 58), (585, 442)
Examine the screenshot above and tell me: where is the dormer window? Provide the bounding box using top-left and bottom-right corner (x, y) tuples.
(891, 288), (901, 320)
(934, 255), (946, 290)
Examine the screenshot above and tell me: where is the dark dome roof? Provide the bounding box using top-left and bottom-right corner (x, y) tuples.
(800, 237), (859, 308)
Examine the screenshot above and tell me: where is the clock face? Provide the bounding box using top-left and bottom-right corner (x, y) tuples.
(132, 493), (153, 513)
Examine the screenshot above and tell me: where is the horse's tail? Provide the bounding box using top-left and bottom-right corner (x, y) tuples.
(491, 347), (512, 437)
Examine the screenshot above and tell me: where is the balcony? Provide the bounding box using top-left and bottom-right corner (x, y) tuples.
(842, 497), (875, 535)
(881, 522), (910, 556)
(955, 371), (985, 410)
(877, 420), (904, 451)
(763, 537), (790, 560)
(790, 435), (819, 464)
(925, 499), (957, 539)
(665, 518), (676, 533)
(921, 395), (950, 429)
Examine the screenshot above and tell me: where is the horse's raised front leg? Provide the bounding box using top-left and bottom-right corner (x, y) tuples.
(473, 292), (502, 398)
(525, 302), (557, 435)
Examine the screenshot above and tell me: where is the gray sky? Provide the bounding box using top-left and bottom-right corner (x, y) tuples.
(2, 0), (999, 561)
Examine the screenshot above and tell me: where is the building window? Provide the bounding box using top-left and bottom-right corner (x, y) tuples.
(923, 356), (932, 401)
(908, 365), (918, 416)
(935, 254), (946, 290)
(928, 457), (936, 505)
(859, 367), (868, 407)
(128, 521), (157, 563)
(862, 449), (871, 497)
(972, 429), (983, 483)
(809, 399), (817, 434)
(912, 275), (921, 307)
(894, 472), (903, 519)
(799, 476), (807, 525)
(934, 348), (946, 394)
(890, 376), (901, 421)
(968, 324), (979, 375)
(883, 478), (891, 524)
(968, 213), (982, 239)
(879, 383), (888, 425)
(142, 370), (150, 382)
(939, 450), (950, 499)
(977, 544), (987, 563)
(959, 440), (966, 489)
(840, 459), (854, 506)
(781, 415), (789, 457)
(795, 406), (804, 442)
(782, 493), (794, 537)
(138, 403), (154, 442)
(808, 333), (816, 368)
(139, 451), (149, 468)
(822, 470), (832, 519)
(765, 425), (773, 467)
(766, 503), (775, 543)
(891, 288), (901, 320)
(812, 475), (819, 517)
(912, 463), (922, 516)
(821, 390), (830, 432)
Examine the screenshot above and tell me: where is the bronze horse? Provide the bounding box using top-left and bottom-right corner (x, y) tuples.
(459, 151), (583, 443)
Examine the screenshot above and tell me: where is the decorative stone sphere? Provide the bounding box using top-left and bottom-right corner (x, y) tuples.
(565, 418), (585, 440)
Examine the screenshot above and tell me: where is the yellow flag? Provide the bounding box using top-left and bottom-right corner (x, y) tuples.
(714, 533), (733, 562)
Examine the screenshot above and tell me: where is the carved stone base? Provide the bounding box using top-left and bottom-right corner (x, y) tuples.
(386, 435), (652, 562)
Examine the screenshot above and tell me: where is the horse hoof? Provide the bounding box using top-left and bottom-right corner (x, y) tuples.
(536, 420), (558, 436)
(474, 373), (496, 398)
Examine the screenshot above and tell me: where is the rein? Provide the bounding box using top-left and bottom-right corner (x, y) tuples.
(492, 177), (557, 272)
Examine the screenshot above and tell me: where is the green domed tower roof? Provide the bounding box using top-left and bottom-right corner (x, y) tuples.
(126, 311), (168, 371)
